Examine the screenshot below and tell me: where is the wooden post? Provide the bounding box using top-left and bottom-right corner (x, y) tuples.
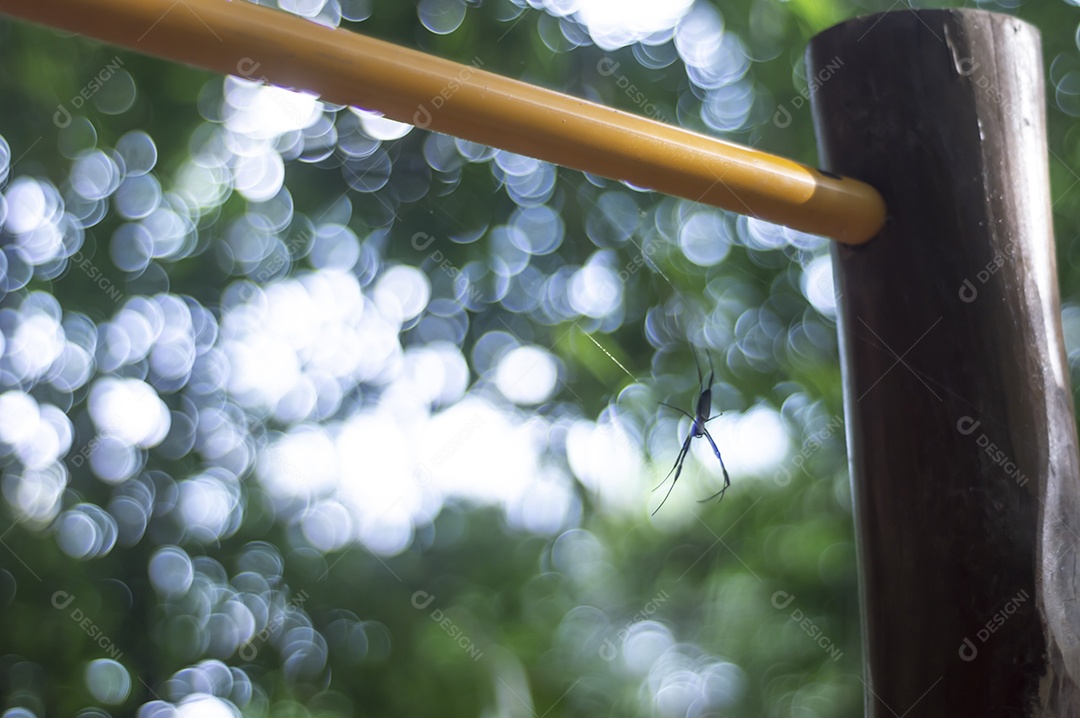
(809, 9), (1080, 715)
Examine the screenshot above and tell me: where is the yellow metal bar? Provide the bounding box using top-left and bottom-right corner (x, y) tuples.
(0, 0), (887, 244)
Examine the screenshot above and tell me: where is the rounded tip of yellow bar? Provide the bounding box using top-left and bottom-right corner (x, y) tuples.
(810, 168), (887, 245)
(0, 0), (889, 245)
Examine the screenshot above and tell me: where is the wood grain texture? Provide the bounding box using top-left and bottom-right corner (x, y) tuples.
(809, 9), (1080, 715)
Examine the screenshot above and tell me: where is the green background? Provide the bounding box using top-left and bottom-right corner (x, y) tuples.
(0, 0), (1078, 715)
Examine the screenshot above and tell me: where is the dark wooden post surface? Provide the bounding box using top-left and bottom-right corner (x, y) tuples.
(809, 10), (1080, 716)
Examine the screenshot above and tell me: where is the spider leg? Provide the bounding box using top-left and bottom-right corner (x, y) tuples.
(696, 426), (731, 504)
(653, 432), (692, 515)
(692, 350), (704, 388)
(654, 431), (691, 491)
(659, 402), (695, 421)
(704, 350), (715, 388)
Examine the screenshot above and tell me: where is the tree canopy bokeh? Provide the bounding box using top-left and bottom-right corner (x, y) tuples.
(1, 0), (1079, 716)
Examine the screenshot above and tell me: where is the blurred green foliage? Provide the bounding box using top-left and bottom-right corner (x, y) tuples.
(0, 1), (1078, 717)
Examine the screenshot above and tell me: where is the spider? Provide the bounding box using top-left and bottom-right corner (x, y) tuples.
(653, 351), (731, 515)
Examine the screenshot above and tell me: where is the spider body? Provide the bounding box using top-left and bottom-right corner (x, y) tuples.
(653, 352), (731, 514)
